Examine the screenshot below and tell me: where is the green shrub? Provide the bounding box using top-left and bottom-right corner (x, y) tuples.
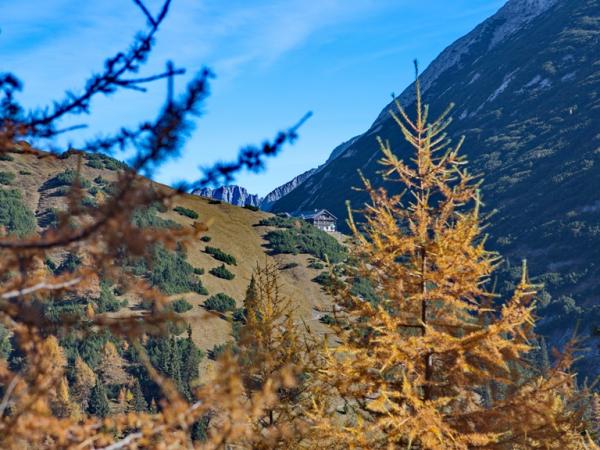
(96, 280), (126, 313)
(55, 252), (82, 275)
(44, 169), (91, 189)
(173, 206), (199, 219)
(232, 308), (246, 322)
(280, 262), (299, 270)
(308, 260), (325, 270)
(93, 175), (107, 185)
(208, 199), (221, 205)
(45, 258), (57, 272)
(123, 243), (205, 294)
(193, 283), (209, 295)
(205, 246), (237, 265)
(0, 325), (13, 360)
(350, 276), (381, 305)
(147, 246), (205, 294)
(257, 216), (295, 228)
(170, 298), (193, 313)
(103, 159), (124, 171)
(42, 298), (86, 323)
(39, 208), (60, 229)
(319, 314), (336, 325)
(85, 153), (127, 171)
(0, 171), (16, 185)
(209, 264), (235, 280)
(0, 153), (14, 161)
(208, 342), (233, 360)
(193, 267), (205, 275)
(312, 271), (332, 285)
(0, 188), (36, 236)
(200, 236), (212, 242)
(52, 186), (71, 197)
(132, 205), (179, 229)
(19, 169), (32, 175)
(113, 285), (126, 296)
(81, 196), (97, 208)
(243, 204), (259, 212)
(262, 218), (346, 263)
(204, 293), (236, 312)
(86, 159), (104, 169)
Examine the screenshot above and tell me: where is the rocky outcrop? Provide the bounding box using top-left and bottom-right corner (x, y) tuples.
(193, 185), (261, 207)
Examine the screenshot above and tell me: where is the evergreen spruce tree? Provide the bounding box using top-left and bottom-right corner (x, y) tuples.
(243, 275), (258, 323)
(190, 416), (210, 442)
(130, 380), (148, 413)
(88, 379), (110, 418)
(167, 335), (183, 393)
(180, 326), (201, 400)
(310, 71), (589, 449)
(149, 398), (158, 414)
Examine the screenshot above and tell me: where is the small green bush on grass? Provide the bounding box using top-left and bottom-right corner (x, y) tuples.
(85, 153), (127, 171)
(312, 271), (332, 285)
(173, 206), (199, 219)
(308, 260), (325, 270)
(44, 169), (91, 189)
(209, 264), (235, 280)
(96, 280), (127, 313)
(0, 171), (16, 185)
(205, 246), (237, 265)
(0, 188), (36, 236)
(54, 253), (82, 275)
(204, 293), (236, 312)
(170, 298), (193, 313)
(208, 342), (233, 360)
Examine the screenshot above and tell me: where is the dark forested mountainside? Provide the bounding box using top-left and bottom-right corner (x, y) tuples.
(272, 0), (600, 378)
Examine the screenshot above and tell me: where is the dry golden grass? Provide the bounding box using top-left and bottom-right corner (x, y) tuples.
(0, 149), (335, 381)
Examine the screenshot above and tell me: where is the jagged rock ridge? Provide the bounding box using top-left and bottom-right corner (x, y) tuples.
(193, 185), (261, 207)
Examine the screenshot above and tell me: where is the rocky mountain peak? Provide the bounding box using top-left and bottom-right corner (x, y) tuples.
(193, 185), (261, 207)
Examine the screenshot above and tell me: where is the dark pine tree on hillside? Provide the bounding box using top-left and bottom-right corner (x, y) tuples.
(130, 379), (148, 413)
(88, 380), (110, 418)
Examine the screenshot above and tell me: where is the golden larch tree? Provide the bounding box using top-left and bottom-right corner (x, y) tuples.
(309, 73), (591, 449)
(236, 261), (316, 448)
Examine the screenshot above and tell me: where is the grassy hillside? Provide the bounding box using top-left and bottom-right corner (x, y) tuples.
(0, 148), (336, 379)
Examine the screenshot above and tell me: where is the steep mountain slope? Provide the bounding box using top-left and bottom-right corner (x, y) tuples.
(0, 149), (334, 379)
(260, 168), (316, 211)
(272, 0), (600, 376)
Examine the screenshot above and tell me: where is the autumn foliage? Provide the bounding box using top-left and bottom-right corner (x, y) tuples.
(308, 76), (595, 448)
(0, 1), (595, 447)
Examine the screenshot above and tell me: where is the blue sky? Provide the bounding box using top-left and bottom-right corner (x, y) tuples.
(1, 0), (504, 196)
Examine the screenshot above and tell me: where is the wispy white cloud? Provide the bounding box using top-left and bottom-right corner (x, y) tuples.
(1, 0), (392, 98)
